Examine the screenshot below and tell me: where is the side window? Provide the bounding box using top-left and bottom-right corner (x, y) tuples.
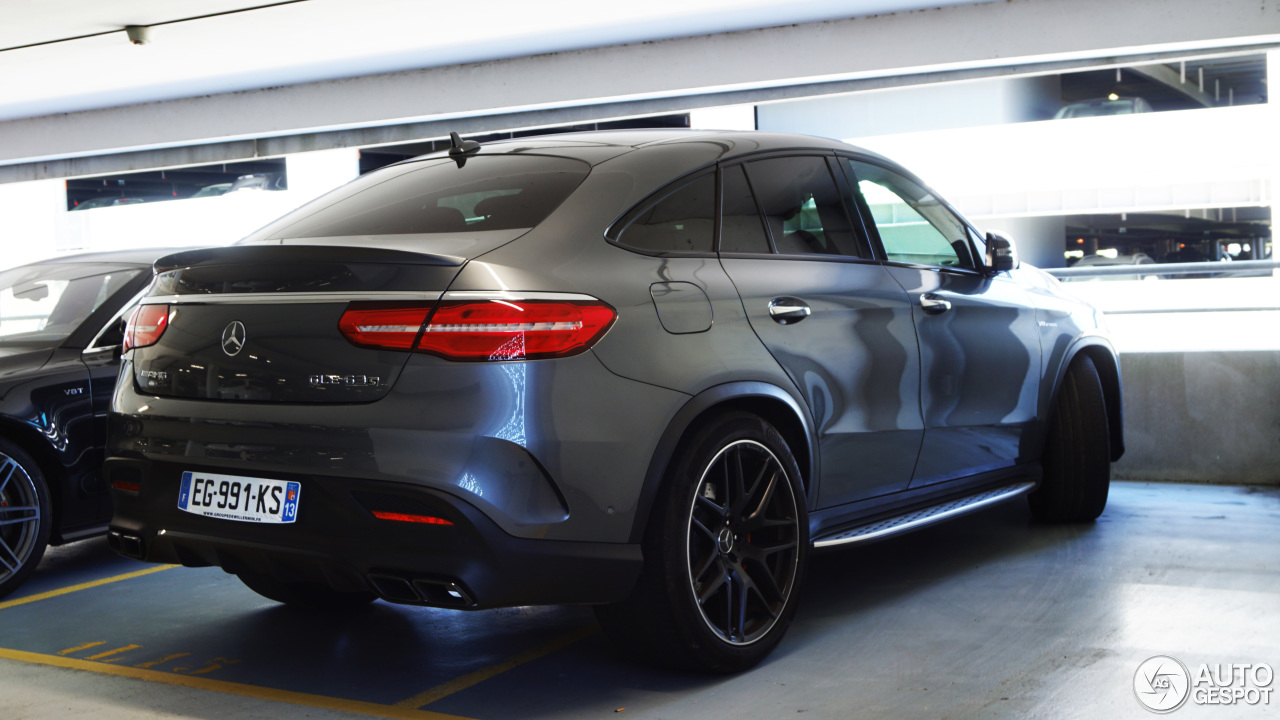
(743, 156), (865, 258)
(613, 173), (715, 254)
(719, 165), (771, 254)
(844, 160), (975, 269)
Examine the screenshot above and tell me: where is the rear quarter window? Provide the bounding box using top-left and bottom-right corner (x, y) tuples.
(609, 172), (715, 254)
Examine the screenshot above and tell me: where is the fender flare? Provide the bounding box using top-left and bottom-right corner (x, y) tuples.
(626, 381), (818, 544)
(1046, 332), (1125, 462)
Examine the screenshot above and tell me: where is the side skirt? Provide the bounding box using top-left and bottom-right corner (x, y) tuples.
(811, 481), (1034, 548)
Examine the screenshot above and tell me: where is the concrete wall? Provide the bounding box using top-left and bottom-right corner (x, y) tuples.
(756, 75), (1061, 139)
(1114, 351), (1280, 485)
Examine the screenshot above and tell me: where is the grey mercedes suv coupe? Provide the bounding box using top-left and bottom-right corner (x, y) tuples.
(106, 130), (1122, 672)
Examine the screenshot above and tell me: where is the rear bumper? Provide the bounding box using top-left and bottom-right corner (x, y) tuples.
(105, 457), (642, 609)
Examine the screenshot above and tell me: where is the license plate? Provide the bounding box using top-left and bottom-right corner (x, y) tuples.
(177, 471), (300, 524)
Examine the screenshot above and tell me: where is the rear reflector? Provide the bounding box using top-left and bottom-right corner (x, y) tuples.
(111, 481), (142, 493)
(124, 304), (169, 352)
(416, 300), (616, 361)
(370, 511), (454, 526)
(337, 303), (433, 350)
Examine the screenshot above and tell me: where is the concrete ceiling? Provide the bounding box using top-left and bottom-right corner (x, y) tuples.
(0, 0), (990, 122)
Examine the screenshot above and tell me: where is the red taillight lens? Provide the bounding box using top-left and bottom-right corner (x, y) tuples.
(337, 299), (616, 360)
(337, 304), (433, 350)
(416, 300), (616, 361)
(124, 304), (169, 352)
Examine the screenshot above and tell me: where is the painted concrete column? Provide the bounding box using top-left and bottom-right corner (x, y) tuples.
(1269, 50), (1280, 266)
(284, 148), (360, 205)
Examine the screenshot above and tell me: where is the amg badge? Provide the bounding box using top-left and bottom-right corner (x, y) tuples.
(308, 374), (381, 388)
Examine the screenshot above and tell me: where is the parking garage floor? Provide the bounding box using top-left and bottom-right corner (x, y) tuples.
(3, 481), (1278, 720)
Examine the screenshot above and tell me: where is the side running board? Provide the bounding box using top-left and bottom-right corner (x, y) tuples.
(812, 481), (1035, 548)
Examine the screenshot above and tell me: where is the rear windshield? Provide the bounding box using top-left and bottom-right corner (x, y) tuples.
(0, 264), (140, 345)
(261, 155), (591, 239)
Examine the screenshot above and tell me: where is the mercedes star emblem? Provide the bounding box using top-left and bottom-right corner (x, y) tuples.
(221, 320), (247, 357)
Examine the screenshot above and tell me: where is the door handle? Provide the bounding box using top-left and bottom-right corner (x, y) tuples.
(768, 298), (811, 324)
(920, 293), (952, 315)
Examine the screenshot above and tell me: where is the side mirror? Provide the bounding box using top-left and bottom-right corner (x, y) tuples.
(986, 231), (1019, 273)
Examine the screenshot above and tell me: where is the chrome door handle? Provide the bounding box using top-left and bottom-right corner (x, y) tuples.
(768, 298), (811, 324)
(920, 293), (952, 315)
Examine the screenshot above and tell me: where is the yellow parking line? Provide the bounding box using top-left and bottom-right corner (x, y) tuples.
(57, 641), (106, 656)
(85, 644), (141, 661)
(0, 647), (474, 720)
(0, 565), (177, 611)
(135, 652), (190, 669)
(394, 625), (599, 709)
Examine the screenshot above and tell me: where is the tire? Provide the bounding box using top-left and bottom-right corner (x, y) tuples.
(1028, 354), (1111, 523)
(0, 439), (52, 600)
(236, 570), (377, 611)
(596, 412), (808, 673)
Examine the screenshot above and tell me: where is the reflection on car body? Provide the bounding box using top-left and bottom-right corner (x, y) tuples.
(0, 249), (178, 598)
(106, 131), (1123, 672)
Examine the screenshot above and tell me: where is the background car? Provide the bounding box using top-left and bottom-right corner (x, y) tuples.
(106, 131), (1123, 672)
(1054, 96), (1153, 118)
(1064, 252), (1160, 280)
(190, 182), (233, 198)
(225, 172), (287, 193)
(69, 197), (149, 210)
(0, 249), (175, 598)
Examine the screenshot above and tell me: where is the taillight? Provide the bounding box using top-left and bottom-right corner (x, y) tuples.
(124, 304), (169, 352)
(337, 299), (616, 361)
(337, 303), (433, 350)
(417, 300), (616, 361)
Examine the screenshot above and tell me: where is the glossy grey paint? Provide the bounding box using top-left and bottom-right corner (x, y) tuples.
(113, 347), (685, 543)
(721, 256), (924, 507)
(880, 265), (1042, 486)
(108, 130), (1122, 606)
(649, 282), (713, 334)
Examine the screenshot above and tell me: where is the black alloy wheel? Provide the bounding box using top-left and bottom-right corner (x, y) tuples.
(686, 439), (801, 645)
(0, 440), (51, 599)
(595, 412), (808, 673)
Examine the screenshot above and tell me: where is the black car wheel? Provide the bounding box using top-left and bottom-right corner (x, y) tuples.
(235, 570), (377, 611)
(0, 440), (51, 600)
(597, 412), (808, 672)
(1029, 354), (1111, 522)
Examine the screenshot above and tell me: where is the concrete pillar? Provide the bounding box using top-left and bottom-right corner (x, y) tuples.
(284, 148), (360, 205)
(689, 104), (756, 131)
(1269, 50), (1280, 264)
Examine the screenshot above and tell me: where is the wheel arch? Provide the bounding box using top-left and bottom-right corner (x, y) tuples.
(0, 417), (65, 539)
(627, 382), (817, 544)
(1052, 336), (1125, 462)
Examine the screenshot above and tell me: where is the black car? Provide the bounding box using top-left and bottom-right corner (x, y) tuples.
(107, 131), (1122, 672)
(0, 249), (175, 598)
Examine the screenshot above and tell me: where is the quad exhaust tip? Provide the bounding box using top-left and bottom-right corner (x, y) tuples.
(107, 531), (145, 559)
(368, 573), (475, 608)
